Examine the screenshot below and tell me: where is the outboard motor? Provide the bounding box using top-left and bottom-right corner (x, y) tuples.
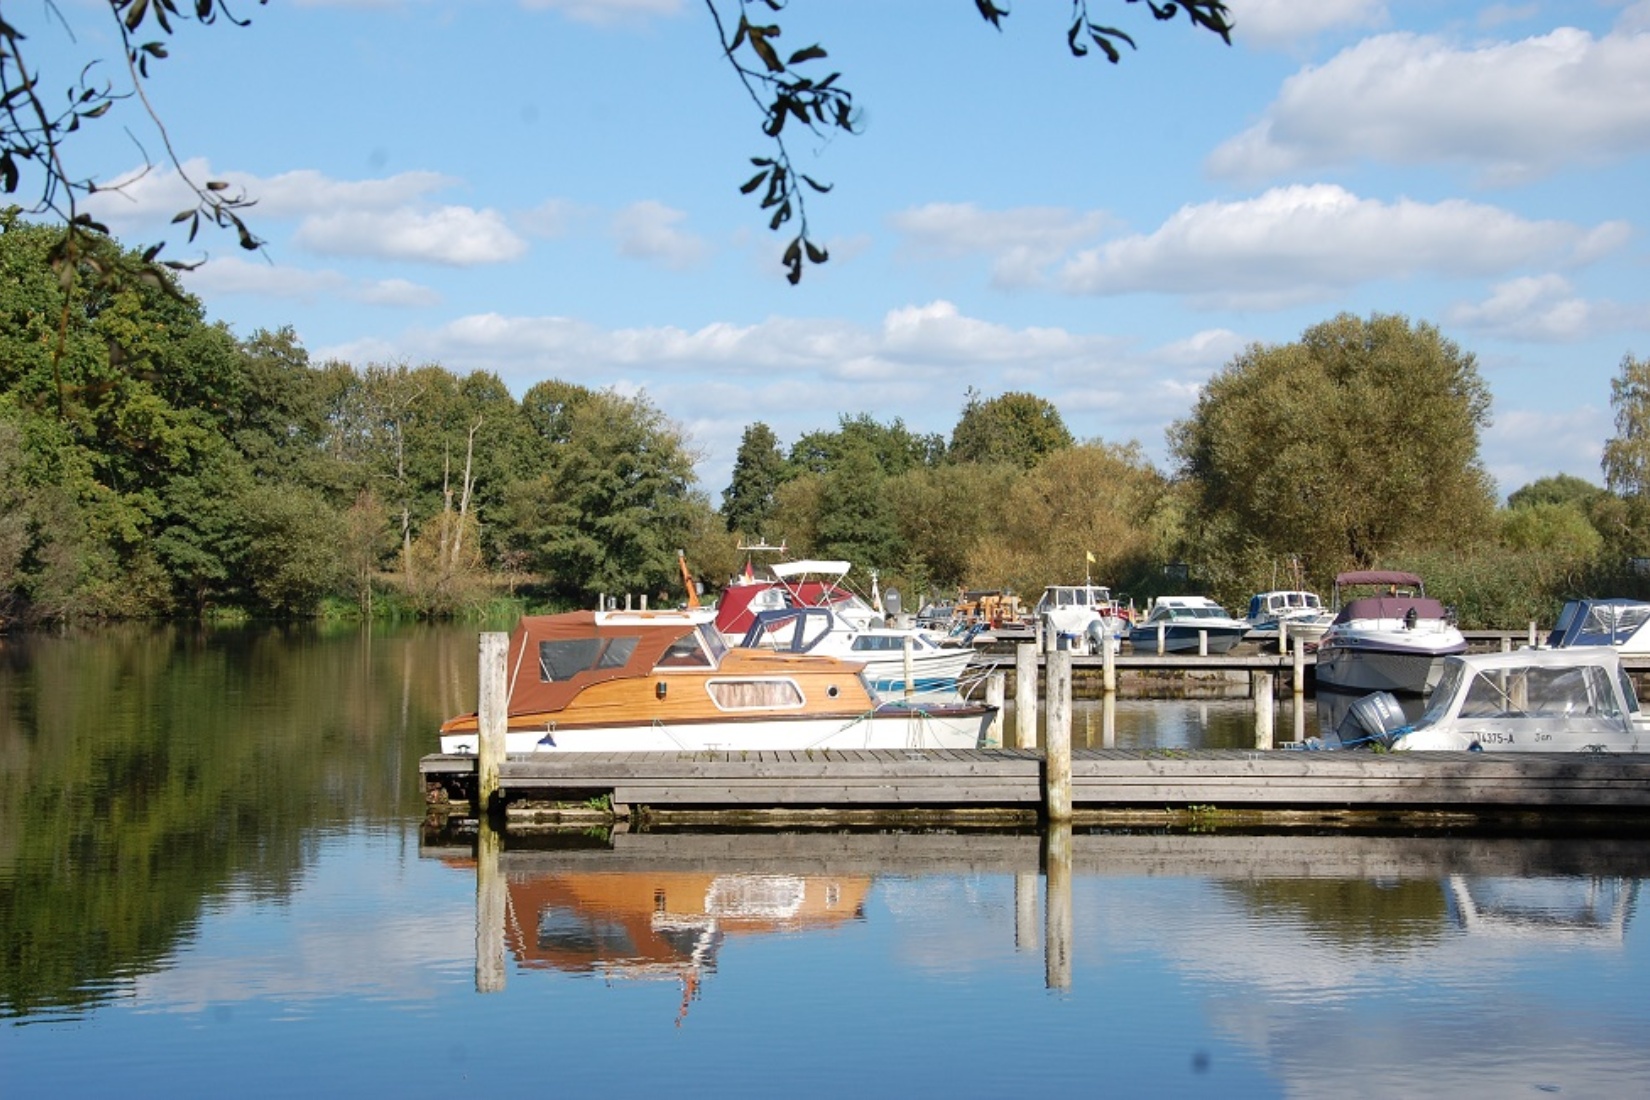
(1336, 691), (1410, 748)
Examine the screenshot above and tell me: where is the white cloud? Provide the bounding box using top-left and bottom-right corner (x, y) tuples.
(1056, 184), (1628, 309)
(86, 161), (457, 225)
(178, 256), (441, 308)
(611, 201), (710, 270)
(517, 0), (683, 26)
(1208, 25), (1650, 183)
(1482, 405), (1609, 497)
(889, 203), (1113, 288)
(1447, 275), (1596, 342)
(295, 206), (528, 265)
(1225, 0), (1387, 50)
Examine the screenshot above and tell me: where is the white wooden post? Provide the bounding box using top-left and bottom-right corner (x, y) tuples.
(478, 631), (508, 812)
(1102, 632), (1116, 694)
(1254, 669), (1275, 751)
(1044, 650), (1072, 822)
(903, 635), (915, 699)
(1156, 622), (1167, 656)
(1198, 629), (1208, 657)
(1015, 643), (1039, 750)
(1293, 635), (1306, 697)
(984, 672), (1005, 748)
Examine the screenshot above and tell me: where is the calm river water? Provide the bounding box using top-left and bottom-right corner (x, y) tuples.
(3, 624), (1648, 1098)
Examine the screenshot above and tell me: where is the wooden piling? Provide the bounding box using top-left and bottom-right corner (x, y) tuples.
(1529, 621), (1538, 647)
(1014, 643), (1038, 750)
(478, 631), (508, 812)
(1278, 619), (1289, 656)
(1156, 622), (1167, 656)
(1101, 633), (1116, 694)
(984, 672), (1005, 748)
(1254, 669), (1275, 751)
(1044, 650), (1072, 822)
(1293, 635), (1306, 696)
(903, 636), (915, 700)
(1198, 629), (1208, 657)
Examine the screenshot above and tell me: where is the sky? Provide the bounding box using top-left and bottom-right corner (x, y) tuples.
(30, 0), (1650, 501)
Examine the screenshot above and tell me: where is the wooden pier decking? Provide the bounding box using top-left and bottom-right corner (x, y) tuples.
(420, 747), (1650, 820)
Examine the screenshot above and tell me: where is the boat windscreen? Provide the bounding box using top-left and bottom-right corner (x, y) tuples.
(539, 636), (638, 681)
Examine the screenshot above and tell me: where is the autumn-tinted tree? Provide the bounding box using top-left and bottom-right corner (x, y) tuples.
(1170, 313), (1497, 595)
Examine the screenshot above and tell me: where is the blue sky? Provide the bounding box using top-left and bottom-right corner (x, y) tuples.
(35, 0), (1650, 499)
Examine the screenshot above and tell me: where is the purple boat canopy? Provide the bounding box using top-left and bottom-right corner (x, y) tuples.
(1334, 570), (1425, 590)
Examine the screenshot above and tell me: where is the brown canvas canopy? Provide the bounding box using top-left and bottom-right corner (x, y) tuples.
(501, 612), (700, 717)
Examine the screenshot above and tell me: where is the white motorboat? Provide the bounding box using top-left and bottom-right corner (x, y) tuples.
(1545, 597), (1650, 654)
(1334, 647), (1644, 753)
(1128, 596), (1249, 654)
(714, 559), (974, 699)
(1034, 582), (1129, 655)
(1313, 571), (1465, 694)
(737, 605), (978, 700)
(1243, 590), (1334, 645)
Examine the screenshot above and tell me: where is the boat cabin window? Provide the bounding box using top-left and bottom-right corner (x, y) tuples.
(1456, 665), (1621, 720)
(538, 636), (638, 682)
(851, 635), (916, 652)
(656, 631), (714, 668)
(708, 679), (806, 710)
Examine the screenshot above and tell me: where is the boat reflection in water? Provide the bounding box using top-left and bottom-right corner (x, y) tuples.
(1448, 876), (1638, 945)
(505, 867), (870, 1022)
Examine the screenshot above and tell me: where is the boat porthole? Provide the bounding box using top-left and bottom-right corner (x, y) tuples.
(828, 685), (839, 698)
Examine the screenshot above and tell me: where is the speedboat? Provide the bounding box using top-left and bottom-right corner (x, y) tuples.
(1128, 596), (1248, 654)
(437, 609), (996, 753)
(1545, 597), (1650, 655)
(1034, 582), (1129, 655)
(714, 559), (972, 698)
(1334, 647), (1644, 753)
(1313, 571), (1465, 694)
(737, 605), (978, 699)
(1243, 590), (1334, 645)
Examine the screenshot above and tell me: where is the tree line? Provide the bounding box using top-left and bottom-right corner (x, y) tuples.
(3, 212), (1648, 629)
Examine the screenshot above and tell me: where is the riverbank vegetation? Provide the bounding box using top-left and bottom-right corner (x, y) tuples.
(2, 213), (1646, 629)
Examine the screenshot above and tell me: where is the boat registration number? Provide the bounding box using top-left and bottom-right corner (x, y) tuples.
(1475, 730), (1516, 746)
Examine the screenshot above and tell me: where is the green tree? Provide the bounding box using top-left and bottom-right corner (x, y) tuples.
(948, 389), (1074, 468)
(788, 413), (943, 478)
(812, 441), (905, 577)
(723, 422), (788, 537)
(1506, 473), (1605, 512)
(1602, 354), (1650, 497)
(1169, 313), (1497, 592)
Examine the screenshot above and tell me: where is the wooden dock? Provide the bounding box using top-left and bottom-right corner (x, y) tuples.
(420, 747), (1650, 821)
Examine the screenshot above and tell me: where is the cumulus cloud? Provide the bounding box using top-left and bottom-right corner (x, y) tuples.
(295, 206), (527, 265)
(889, 203), (1113, 288)
(1208, 25), (1650, 183)
(1447, 275), (1595, 342)
(1056, 184), (1628, 309)
(611, 201), (710, 270)
(178, 256), (442, 308)
(1482, 406), (1609, 497)
(1225, 0), (1387, 50)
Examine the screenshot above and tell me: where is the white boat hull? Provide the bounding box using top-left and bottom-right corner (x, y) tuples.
(440, 705), (993, 755)
(1314, 643), (1454, 695)
(857, 648), (979, 699)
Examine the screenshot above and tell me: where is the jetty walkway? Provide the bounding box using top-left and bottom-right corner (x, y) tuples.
(420, 747), (1650, 823)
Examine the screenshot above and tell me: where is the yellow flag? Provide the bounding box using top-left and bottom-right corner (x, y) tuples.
(1086, 550), (1096, 563)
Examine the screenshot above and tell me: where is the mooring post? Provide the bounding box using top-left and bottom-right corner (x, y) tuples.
(1044, 649), (1072, 822)
(1529, 621), (1538, 647)
(1293, 635), (1306, 697)
(984, 671), (1005, 748)
(1254, 669), (1275, 750)
(1502, 635), (1512, 653)
(1015, 642), (1038, 749)
(1102, 633), (1116, 694)
(1044, 822), (1073, 991)
(903, 635), (915, 700)
(1279, 619), (1289, 656)
(1198, 629), (1208, 657)
(1156, 622), (1166, 656)
(478, 631), (508, 813)
(1102, 692), (1116, 749)
(475, 815), (506, 994)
